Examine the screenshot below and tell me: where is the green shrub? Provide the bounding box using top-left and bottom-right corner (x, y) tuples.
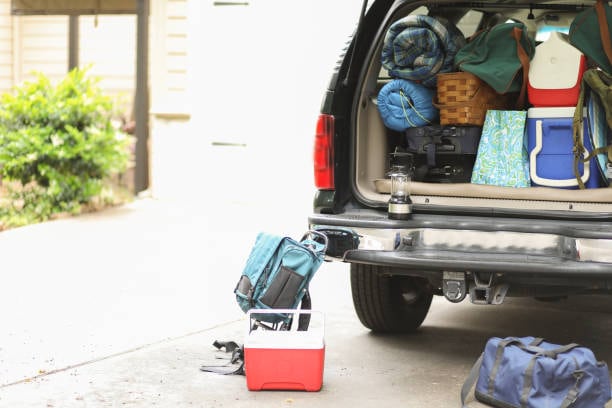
(0, 67), (132, 229)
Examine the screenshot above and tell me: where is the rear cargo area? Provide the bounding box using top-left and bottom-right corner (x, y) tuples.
(354, 1), (612, 213)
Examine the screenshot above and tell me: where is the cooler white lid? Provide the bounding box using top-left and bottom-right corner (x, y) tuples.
(527, 106), (576, 118)
(528, 31), (584, 89)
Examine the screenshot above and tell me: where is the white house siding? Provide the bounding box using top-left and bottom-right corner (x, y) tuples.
(150, 0), (189, 115)
(16, 15), (67, 85)
(0, 0), (13, 93)
(164, 0), (188, 103)
(149, 0), (360, 200)
(79, 15), (137, 117)
(148, 0), (195, 199)
(0, 0), (363, 199)
(0, 10), (136, 119)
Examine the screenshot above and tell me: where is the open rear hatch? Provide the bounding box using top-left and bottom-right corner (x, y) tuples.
(352, 0), (612, 215)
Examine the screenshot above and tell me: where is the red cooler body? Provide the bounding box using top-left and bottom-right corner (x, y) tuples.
(244, 309), (325, 392)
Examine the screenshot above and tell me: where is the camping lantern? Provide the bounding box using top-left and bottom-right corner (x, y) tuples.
(388, 164), (412, 220)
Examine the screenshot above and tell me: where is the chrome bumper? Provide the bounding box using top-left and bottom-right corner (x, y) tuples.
(309, 213), (612, 276)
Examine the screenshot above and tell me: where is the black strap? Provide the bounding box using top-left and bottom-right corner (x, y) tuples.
(199, 340), (245, 376)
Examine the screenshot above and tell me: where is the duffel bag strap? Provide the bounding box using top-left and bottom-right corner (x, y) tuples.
(521, 352), (583, 408)
(561, 369), (585, 408)
(548, 343), (581, 357)
(488, 338), (520, 394)
(520, 343), (582, 408)
(487, 338), (543, 395)
(516, 342), (580, 358)
(460, 352), (484, 408)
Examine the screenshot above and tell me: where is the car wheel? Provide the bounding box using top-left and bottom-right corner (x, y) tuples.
(350, 263), (433, 333)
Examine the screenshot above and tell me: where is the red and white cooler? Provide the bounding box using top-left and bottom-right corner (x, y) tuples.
(527, 31), (586, 107)
(244, 309), (325, 392)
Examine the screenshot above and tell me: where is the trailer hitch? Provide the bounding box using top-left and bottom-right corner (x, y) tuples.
(469, 272), (509, 305)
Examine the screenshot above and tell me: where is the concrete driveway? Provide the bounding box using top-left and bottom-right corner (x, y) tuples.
(2, 190), (612, 407)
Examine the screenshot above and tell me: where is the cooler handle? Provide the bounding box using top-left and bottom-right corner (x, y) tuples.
(530, 120), (590, 187)
(246, 309), (325, 335)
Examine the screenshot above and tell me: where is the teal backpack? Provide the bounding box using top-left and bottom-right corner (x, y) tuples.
(234, 231), (327, 327)
(570, 0), (612, 188)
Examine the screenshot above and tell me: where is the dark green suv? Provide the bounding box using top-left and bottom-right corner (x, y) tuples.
(309, 0), (612, 333)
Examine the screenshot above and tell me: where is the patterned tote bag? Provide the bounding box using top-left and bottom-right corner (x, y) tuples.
(471, 110), (530, 187)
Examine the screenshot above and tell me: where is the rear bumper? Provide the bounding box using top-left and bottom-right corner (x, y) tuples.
(344, 248), (612, 278)
(308, 212), (612, 279)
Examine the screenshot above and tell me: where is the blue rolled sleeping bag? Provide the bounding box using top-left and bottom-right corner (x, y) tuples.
(381, 15), (466, 88)
(377, 79), (438, 132)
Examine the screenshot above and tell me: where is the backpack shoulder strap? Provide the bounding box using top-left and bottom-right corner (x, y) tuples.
(574, 82), (590, 189)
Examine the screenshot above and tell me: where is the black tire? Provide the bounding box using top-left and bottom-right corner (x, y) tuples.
(350, 263), (433, 333)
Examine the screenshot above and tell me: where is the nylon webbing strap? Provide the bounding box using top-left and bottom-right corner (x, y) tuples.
(519, 343), (582, 407)
(461, 352), (484, 408)
(561, 357), (584, 408)
(488, 338), (523, 395)
(550, 343), (581, 357)
(529, 337), (544, 347)
(488, 338), (545, 399)
(520, 354), (540, 407)
(573, 84), (588, 189)
(519, 339), (549, 407)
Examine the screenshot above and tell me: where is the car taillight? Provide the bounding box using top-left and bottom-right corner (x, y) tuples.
(313, 114), (335, 190)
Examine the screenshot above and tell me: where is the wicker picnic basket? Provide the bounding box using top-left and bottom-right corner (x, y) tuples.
(433, 71), (514, 126)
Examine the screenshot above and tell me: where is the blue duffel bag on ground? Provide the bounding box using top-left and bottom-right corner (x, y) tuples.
(461, 336), (612, 408)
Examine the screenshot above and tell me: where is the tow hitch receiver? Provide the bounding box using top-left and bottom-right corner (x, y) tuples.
(442, 271), (467, 303)
(469, 272), (509, 305)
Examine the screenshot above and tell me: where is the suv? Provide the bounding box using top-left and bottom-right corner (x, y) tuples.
(309, 0), (612, 333)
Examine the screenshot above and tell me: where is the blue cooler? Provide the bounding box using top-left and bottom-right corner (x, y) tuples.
(527, 107), (601, 189)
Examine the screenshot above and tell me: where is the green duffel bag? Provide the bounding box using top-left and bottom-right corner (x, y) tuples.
(454, 22), (535, 109)
(569, 0), (612, 74)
